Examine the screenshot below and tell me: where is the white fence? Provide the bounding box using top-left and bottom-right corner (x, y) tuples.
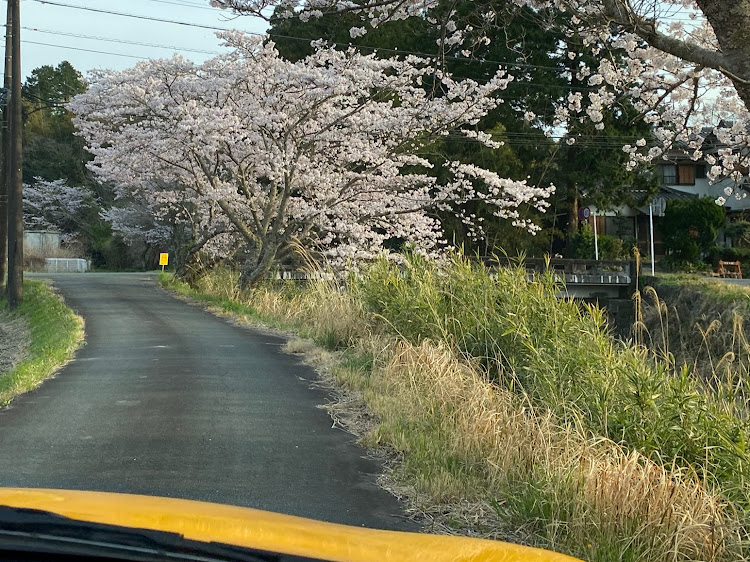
(270, 270), (335, 281)
(45, 258), (90, 273)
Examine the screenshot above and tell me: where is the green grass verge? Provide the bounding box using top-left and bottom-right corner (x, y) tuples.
(654, 272), (750, 305)
(158, 271), (260, 319)
(0, 279), (85, 406)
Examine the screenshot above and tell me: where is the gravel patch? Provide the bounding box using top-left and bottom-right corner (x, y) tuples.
(0, 313), (30, 375)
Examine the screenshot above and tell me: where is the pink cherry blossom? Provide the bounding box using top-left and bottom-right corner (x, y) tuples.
(69, 32), (552, 286)
(212, 0), (750, 202)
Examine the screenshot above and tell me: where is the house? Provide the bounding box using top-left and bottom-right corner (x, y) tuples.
(588, 132), (750, 258)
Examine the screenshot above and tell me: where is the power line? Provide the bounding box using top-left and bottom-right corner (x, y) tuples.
(29, 0), (715, 74)
(32, 0), (234, 32)
(30, 0), (575, 74)
(25, 0), (701, 101)
(141, 0), (219, 11)
(37, 0), (707, 92)
(22, 39), (146, 60)
(23, 26), (221, 55)
(21, 24), (608, 92)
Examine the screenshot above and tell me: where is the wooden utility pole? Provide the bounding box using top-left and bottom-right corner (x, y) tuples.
(0, 1), (10, 295)
(6, 0), (21, 309)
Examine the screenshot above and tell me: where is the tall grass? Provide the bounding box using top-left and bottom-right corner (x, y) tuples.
(160, 268), (368, 349)
(0, 280), (84, 406)
(164, 255), (750, 561)
(639, 278), (750, 385)
(356, 254), (750, 508)
(369, 340), (741, 561)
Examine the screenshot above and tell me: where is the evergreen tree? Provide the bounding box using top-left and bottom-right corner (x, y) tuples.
(22, 61), (89, 185)
(267, 1), (656, 256)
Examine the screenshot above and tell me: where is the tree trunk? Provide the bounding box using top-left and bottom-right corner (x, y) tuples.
(174, 245), (219, 286)
(237, 245), (278, 290)
(696, 0), (750, 110)
(564, 191), (579, 258)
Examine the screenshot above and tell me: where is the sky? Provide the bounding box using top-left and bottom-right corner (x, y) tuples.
(7, 0), (270, 80)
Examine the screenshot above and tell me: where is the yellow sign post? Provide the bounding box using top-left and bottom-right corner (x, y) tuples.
(159, 253), (169, 271)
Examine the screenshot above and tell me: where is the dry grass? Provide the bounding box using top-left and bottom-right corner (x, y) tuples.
(282, 338), (318, 355)
(0, 280), (85, 406)
(638, 282), (750, 411)
(23, 243), (83, 271)
(366, 340), (742, 561)
(640, 278), (750, 379)
(250, 280), (370, 350)
(269, 274), (746, 560)
(0, 313), (30, 375)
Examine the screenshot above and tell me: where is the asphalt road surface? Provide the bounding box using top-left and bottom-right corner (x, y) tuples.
(0, 273), (414, 531)
(718, 277), (750, 287)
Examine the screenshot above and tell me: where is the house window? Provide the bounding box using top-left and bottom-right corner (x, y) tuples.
(662, 164), (696, 185)
(677, 164), (695, 185)
(661, 164), (677, 184)
(696, 164), (706, 179)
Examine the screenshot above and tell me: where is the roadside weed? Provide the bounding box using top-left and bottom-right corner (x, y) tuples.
(166, 255), (750, 561)
(0, 280), (84, 406)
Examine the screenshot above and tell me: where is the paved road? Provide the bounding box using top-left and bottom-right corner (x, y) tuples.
(0, 273), (414, 531)
(718, 277), (750, 287)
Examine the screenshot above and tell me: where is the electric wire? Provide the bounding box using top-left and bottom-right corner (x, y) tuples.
(29, 0), (588, 74)
(22, 39), (147, 59)
(27, 0), (706, 101)
(141, 0), (220, 11)
(18, 0), (661, 150)
(22, 27), (221, 55)
(31, 0), (240, 32)
(20, 18), (612, 93)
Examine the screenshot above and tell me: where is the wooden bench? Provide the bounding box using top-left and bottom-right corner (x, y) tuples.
(718, 260), (742, 278)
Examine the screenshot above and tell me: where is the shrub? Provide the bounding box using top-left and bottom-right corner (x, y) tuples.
(661, 257), (713, 273)
(706, 245), (750, 267)
(723, 220), (750, 246)
(570, 225), (632, 260)
(660, 197), (725, 262)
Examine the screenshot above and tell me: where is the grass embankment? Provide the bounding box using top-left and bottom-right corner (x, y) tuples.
(642, 273), (750, 383)
(161, 258), (749, 562)
(0, 280), (84, 406)
(654, 272), (750, 303)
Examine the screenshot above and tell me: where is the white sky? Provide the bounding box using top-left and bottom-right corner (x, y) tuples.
(7, 0), (269, 81)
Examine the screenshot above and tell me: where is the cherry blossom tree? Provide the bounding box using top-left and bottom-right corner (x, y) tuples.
(211, 1), (750, 200)
(23, 178), (95, 242)
(102, 181), (236, 278)
(69, 31), (552, 287)
(211, 0), (749, 101)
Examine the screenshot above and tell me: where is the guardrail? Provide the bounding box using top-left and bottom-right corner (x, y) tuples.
(489, 257), (638, 289)
(270, 258), (638, 294)
(45, 258), (90, 273)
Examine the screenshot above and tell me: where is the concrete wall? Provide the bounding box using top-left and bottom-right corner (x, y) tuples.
(24, 231), (61, 253)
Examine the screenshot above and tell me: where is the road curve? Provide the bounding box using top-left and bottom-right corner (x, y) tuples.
(0, 273), (414, 531)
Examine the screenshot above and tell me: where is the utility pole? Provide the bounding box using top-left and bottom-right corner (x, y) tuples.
(6, 0), (21, 309)
(0, 1), (10, 295)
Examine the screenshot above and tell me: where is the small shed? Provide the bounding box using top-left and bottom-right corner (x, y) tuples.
(24, 230), (61, 253)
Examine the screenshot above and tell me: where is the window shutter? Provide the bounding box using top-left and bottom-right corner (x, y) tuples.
(678, 164), (695, 185)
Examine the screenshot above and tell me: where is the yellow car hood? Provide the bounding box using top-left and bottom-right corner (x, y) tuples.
(0, 488), (581, 562)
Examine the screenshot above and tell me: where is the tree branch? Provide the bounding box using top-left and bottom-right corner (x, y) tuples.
(601, 0), (729, 73)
